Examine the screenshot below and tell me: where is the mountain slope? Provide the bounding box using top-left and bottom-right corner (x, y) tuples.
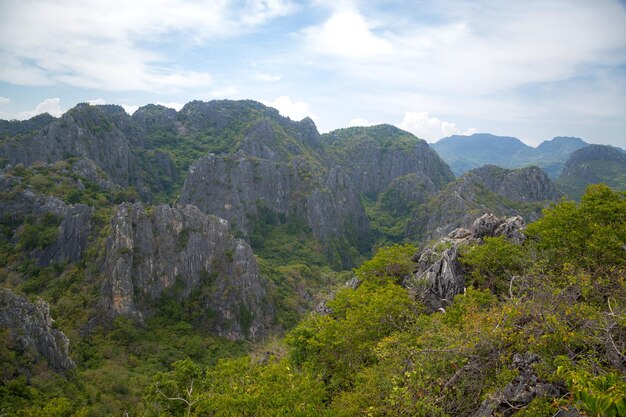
(431, 133), (589, 178)
(557, 144), (626, 199)
(417, 165), (561, 239)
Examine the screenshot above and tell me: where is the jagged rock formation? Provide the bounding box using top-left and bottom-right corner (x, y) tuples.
(432, 133), (589, 178)
(99, 203), (273, 340)
(473, 353), (563, 417)
(0, 288), (75, 372)
(406, 214), (526, 311)
(419, 165), (560, 239)
(557, 144), (626, 199)
(0, 175), (93, 266)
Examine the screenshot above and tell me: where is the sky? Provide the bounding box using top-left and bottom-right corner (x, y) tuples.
(0, 0), (625, 147)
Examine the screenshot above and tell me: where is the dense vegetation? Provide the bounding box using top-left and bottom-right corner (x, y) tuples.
(3, 185), (623, 416)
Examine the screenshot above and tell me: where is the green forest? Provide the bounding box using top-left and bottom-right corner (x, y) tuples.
(2, 184), (625, 416)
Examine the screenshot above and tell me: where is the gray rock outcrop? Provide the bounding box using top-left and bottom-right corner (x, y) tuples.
(0, 289), (75, 372)
(407, 214), (526, 311)
(473, 353), (562, 417)
(99, 203), (273, 340)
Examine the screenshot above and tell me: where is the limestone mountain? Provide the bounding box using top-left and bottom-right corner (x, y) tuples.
(557, 144), (626, 199)
(431, 133), (589, 178)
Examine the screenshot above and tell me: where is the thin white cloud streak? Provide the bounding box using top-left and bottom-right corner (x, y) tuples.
(0, 96), (9, 104)
(348, 118), (380, 127)
(0, 0), (297, 91)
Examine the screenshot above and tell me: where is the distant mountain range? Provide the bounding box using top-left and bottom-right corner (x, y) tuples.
(431, 133), (590, 178)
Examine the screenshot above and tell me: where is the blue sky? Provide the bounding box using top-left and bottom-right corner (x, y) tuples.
(0, 0), (625, 147)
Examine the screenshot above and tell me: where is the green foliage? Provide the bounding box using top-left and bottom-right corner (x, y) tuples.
(146, 358), (203, 417)
(557, 365), (626, 417)
(354, 243), (417, 284)
(460, 236), (529, 294)
(525, 184), (626, 273)
(17, 213), (61, 251)
(286, 280), (420, 393)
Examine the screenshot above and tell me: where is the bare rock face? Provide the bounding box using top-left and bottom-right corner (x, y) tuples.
(473, 353), (562, 417)
(407, 214), (526, 311)
(99, 203), (273, 340)
(0, 289), (75, 372)
(0, 182), (93, 266)
(179, 151), (309, 237)
(306, 167), (371, 253)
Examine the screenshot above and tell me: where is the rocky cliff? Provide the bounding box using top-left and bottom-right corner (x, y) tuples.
(0, 173), (93, 266)
(0, 288), (75, 372)
(178, 112), (372, 264)
(99, 203), (273, 340)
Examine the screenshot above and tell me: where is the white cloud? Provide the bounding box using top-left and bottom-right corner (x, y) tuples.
(0, 96), (9, 104)
(88, 98), (106, 105)
(348, 118), (379, 127)
(256, 73), (282, 82)
(121, 104), (140, 115)
(261, 96), (315, 120)
(15, 98), (63, 119)
(303, 10), (392, 58)
(397, 111), (476, 141)
(0, 0), (298, 91)
(303, 1), (626, 93)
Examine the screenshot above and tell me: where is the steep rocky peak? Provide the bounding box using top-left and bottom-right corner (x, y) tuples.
(323, 124), (454, 196)
(132, 104), (178, 131)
